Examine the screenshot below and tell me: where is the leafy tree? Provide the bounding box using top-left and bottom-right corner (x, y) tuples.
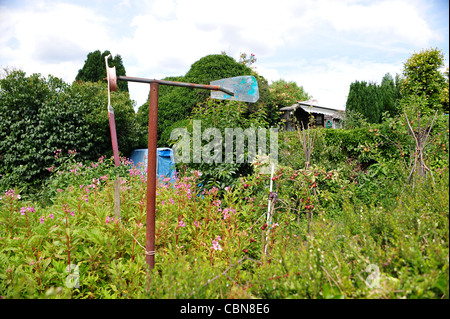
(137, 54), (272, 146)
(269, 79), (311, 108)
(69, 81), (144, 157)
(0, 70), (143, 192)
(76, 50), (128, 92)
(400, 47), (448, 113)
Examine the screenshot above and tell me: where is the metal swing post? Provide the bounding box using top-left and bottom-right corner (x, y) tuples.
(145, 82), (158, 269)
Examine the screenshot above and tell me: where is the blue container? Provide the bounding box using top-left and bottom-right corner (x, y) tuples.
(129, 148), (177, 183)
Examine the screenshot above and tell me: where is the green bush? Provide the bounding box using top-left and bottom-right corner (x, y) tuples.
(168, 98), (270, 191)
(0, 71), (145, 193)
(136, 54), (275, 146)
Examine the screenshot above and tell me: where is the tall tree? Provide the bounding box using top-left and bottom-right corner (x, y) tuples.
(268, 79), (311, 109)
(346, 75), (402, 123)
(400, 47), (447, 113)
(137, 54), (272, 145)
(76, 50), (128, 92)
(346, 80), (366, 119)
(380, 73), (401, 117)
(365, 82), (382, 123)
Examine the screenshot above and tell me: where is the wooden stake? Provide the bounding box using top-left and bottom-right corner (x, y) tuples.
(114, 174), (120, 219)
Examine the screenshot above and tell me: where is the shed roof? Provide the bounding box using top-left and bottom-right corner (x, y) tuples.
(280, 100), (344, 118)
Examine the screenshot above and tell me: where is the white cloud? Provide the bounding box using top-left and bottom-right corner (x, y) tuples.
(0, 0), (447, 111)
(315, 0), (438, 47)
(152, 0), (176, 19)
(0, 2), (113, 80)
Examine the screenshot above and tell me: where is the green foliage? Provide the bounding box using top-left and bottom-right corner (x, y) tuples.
(1, 47), (449, 300)
(69, 81), (145, 158)
(0, 70), (144, 193)
(346, 81), (379, 123)
(346, 73), (402, 124)
(380, 73), (402, 117)
(268, 79), (311, 108)
(0, 149), (447, 299)
(400, 47), (448, 113)
(76, 50), (128, 92)
(137, 55), (254, 145)
(185, 54), (251, 89)
(168, 98), (269, 191)
(136, 54), (275, 145)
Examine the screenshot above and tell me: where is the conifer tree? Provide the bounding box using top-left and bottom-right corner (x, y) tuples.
(76, 50), (128, 92)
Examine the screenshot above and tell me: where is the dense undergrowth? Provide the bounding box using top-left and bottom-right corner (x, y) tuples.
(0, 125), (448, 299)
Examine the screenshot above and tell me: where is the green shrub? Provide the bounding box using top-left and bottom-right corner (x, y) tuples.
(0, 71), (144, 193)
(136, 54), (275, 146)
(168, 98), (270, 191)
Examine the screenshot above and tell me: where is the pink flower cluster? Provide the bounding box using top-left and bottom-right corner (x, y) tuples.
(40, 213), (57, 224)
(1, 189), (21, 200)
(62, 204), (75, 216)
(222, 207), (236, 220)
(211, 236), (222, 251)
(129, 167), (143, 177)
(105, 216), (117, 225)
(174, 180), (192, 200)
(54, 149), (62, 159)
(20, 206), (35, 215)
(202, 186), (219, 197)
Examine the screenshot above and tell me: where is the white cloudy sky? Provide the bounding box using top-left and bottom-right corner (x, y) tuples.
(0, 0), (448, 111)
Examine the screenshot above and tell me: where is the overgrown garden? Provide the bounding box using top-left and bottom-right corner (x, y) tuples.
(0, 48), (448, 299)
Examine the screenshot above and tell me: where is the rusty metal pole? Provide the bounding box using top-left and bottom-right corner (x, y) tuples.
(146, 82), (159, 270)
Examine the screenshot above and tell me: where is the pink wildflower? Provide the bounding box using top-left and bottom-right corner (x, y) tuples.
(178, 219), (186, 227)
(211, 240), (222, 251)
(4, 189), (20, 200)
(105, 216), (114, 225)
(20, 206), (35, 215)
(39, 216), (45, 224)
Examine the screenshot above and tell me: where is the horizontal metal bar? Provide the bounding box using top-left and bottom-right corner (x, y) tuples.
(117, 76), (234, 96)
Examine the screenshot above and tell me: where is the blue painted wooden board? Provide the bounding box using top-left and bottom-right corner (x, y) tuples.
(210, 76), (259, 103)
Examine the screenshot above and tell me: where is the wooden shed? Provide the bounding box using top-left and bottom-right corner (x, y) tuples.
(279, 100), (345, 131)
